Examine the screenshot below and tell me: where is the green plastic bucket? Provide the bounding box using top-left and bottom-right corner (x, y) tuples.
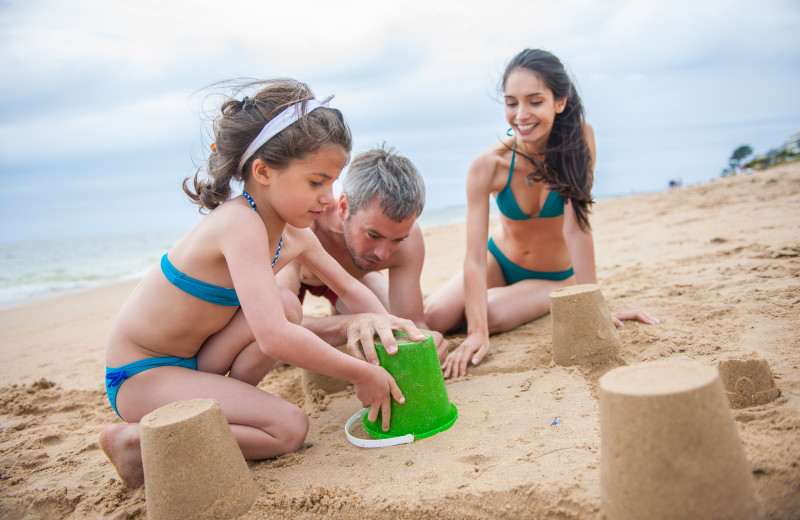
(363, 330), (458, 441)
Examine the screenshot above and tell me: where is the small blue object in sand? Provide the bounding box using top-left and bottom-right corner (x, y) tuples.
(551, 418), (562, 426)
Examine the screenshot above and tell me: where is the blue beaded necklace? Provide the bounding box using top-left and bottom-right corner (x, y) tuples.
(242, 190), (282, 268)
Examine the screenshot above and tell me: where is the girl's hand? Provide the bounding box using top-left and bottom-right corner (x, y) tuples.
(345, 314), (425, 365)
(611, 309), (660, 328)
(354, 364), (405, 432)
(442, 333), (490, 379)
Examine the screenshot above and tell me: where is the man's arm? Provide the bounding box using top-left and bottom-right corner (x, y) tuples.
(387, 224), (450, 361)
(386, 224), (426, 325)
(299, 314), (351, 347)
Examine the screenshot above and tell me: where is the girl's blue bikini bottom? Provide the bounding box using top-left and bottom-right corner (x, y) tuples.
(105, 356), (197, 420)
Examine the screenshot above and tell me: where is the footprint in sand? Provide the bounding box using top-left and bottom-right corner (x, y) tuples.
(40, 435), (62, 446)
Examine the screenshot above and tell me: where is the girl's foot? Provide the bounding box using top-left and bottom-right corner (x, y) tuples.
(99, 423), (144, 488)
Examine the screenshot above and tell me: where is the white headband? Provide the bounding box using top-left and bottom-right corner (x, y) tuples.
(237, 95), (334, 172)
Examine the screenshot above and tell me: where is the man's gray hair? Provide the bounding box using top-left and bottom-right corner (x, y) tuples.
(342, 144), (425, 221)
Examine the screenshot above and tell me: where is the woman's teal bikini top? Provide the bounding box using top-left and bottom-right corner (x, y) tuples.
(161, 190), (282, 306)
(496, 140), (564, 220)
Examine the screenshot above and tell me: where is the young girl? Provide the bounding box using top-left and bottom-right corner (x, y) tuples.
(424, 49), (657, 379)
(100, 79), (424, 487)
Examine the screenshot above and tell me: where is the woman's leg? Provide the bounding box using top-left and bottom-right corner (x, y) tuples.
(423, 270), (467, 333)
(424, 251), (509, 333)
(101, 365), (309, 487)
(485, 276), (576, 333)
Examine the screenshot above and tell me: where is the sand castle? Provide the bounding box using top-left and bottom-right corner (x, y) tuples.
(301, 344), (350, 398)
(140, 399), (257, 520)
(717, 356), (781, 408)
(549, 284), (625, 369)
(599, 359), (764, 520)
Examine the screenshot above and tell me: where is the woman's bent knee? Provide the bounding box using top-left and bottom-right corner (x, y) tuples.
(424, 299), (462, 333)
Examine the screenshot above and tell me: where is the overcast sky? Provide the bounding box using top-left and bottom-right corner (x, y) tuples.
(1, 0), (798, 242)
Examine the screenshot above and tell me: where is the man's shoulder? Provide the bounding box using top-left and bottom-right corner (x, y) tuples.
(386, 222), (425, 269)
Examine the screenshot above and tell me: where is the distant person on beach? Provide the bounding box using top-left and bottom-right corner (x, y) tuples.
(276, 145), (449, 361)
(100, 79), (424, 487)
(424, 49), (658, 379)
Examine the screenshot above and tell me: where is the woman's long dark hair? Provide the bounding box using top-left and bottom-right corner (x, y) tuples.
(502, 49), (594, 230)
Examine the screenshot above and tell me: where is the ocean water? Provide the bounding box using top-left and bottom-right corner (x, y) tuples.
(0, 205), (478, 310)
(0, 229), (185, 309)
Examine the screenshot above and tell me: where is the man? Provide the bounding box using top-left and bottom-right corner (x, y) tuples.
(277, 144), (448, 361)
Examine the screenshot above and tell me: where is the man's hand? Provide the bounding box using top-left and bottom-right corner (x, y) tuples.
(344, 314), (425, 364)
(431, 331), (450, 364)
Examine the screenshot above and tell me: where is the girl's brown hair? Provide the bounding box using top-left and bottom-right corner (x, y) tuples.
(184, 79), (352, 212)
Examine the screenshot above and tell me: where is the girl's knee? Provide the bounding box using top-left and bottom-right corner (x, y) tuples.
(280, 287), (303, 325)
(228, 346), (278, 386)
(277, 408), (309, 454)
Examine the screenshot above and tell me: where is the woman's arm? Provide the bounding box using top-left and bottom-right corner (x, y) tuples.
(442, 154), (495, 378)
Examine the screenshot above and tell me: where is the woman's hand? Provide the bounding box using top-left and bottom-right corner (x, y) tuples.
(442, 333), (490, 379)
(611, 309), (660, 328)
(344, 313), (425, 365)
(353, 364), (405, 432)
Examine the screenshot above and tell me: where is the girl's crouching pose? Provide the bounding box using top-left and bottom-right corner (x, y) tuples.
(100, 79), (423, 487)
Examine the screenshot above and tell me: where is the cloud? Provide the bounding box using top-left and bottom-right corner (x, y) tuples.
(0, 91), (196, 164)
(1, 0), (799, 241)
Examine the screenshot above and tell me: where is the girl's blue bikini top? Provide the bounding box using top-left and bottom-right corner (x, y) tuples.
(160, 190), (281, 306)
(161, 254), (240, 306)
(495, 141), (565, 220)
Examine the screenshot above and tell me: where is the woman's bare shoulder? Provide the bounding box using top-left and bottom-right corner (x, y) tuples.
(468, 140), (513, 195)
(470, 140), (512, 175)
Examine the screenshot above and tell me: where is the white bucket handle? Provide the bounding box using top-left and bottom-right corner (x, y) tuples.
(345, 408), (415, 448)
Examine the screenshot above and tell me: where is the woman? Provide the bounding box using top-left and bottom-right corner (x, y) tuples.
(424, 49), (657, 379)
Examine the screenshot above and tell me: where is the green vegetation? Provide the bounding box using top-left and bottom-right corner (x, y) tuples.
(723, 131), (800, 176)
(730, 145), (753, 169)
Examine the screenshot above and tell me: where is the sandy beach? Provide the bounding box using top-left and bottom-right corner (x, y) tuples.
(1, 163), (799, 519)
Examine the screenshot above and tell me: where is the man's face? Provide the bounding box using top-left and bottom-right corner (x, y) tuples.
(341, 197), (416, 271)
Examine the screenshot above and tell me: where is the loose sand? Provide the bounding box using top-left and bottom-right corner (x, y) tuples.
(1, 163), (799, 519)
